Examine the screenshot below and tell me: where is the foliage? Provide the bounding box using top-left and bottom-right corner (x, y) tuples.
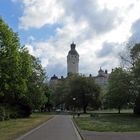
(131, 44), (140, 114)
(50, 75), (101, 113)
(26, 56), (48, 111)
(121, 43), (140, 114)
(0, 106), (10, 121)
(51, 79), (68, 109)
(105, 68), (131, 113)
(134, 94), (140, 114)
(0, 17), (49, 118)
(65, 75), (101, 113)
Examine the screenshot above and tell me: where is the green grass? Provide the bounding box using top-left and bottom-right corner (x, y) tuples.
(0, 113), (52, 140)
(74, 113), (140, 132)
(88, 109), (133, 114)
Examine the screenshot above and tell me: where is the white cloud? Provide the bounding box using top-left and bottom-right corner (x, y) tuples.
(14, 0), (140, 77)
(18, 0), (64, 29)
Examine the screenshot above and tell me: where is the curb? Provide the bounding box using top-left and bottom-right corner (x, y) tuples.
(72, 117), (85, 140)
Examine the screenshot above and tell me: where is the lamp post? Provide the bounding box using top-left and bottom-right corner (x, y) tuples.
(73, 97), (76, 118)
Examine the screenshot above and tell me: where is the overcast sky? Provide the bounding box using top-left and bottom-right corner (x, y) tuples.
(1, 0), (140, 78)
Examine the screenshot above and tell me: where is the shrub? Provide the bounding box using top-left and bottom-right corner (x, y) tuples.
(0, 106), (10, 121)
(17, 97), (32, 117)
(0, 106), (5, 121)
(134, 94), (140, 115)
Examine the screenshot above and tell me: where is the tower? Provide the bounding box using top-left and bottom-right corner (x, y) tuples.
(67, 42), (79, 76)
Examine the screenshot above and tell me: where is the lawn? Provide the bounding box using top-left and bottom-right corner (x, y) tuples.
(0, 113), (52, 140)
(74, 113), (140, 132)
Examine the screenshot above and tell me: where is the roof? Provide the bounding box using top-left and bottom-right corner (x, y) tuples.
(68, 43), (79, 55)
(98, 67), (104, 73)
(51, 74), (58, 80)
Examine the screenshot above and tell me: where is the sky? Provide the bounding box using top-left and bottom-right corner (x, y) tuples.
(1, 0), (140, 78)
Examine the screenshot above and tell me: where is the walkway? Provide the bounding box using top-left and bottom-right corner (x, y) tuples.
(17, 115), (81, 140)
(81, 130), (140, 140)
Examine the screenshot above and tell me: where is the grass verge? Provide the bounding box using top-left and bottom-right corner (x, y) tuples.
(74, 113), (140, 132)
(0, 113), (52, 140)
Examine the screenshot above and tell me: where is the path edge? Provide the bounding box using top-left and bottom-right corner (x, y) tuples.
(72, 117), (84, 140)
(15, 116), (55, 140)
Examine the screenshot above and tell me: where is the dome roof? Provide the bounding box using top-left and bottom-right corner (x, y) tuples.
(68, 50), (79, 55)
(98, 67), (104, 73)
(98, 67), (105, 76)
(68, 43), (79, 55)
(51, 74), (58, 80)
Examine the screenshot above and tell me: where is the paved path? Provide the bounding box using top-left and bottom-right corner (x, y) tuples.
(17, 115), (81, 140)
(81, 130), (140, 140)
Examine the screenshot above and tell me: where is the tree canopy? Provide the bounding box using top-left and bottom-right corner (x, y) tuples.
(105, 68), (131, 113)
(130, 43), (140, 114)
(65, 75), (101, 113)
(0, 17), (49, 119)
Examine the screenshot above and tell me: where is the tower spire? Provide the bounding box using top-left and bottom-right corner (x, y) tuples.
(67, 43), (79, 76)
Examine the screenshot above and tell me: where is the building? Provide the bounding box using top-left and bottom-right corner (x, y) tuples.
(50, 42), (110, 88)
(49, 75), (64, 89)
(94, 68), (110, 88)
(67, 42), (79, 76)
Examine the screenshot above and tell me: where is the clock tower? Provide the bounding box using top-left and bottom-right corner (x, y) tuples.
(67, 42), (79, 76)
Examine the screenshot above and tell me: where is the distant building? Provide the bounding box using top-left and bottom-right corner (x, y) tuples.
(49, 43), (110, 88)
(67, 42), (79, 76)
(49, 74), (59, 88)
(94, 68), (110, 88)
(49, 74), (64, 89)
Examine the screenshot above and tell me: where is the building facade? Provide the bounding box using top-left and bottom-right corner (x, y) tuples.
(50, 43), (109, 88)
(94, 68), (110, 88)
(67, 42), (79, 76)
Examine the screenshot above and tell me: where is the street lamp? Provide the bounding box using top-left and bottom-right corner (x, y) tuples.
(73, 97), (76, 117)
(73, 97), (76, 101)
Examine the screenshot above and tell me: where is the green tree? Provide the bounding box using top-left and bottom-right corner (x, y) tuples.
(105, 68), (131, 113)
(27, 56), (48, 111)
(0, 17), (34, 117)
(44, 85), (52, 112)
(120, 43), (140, 114)
(66, 75), (101, 113)
(0, 17), (37, 117)
(0, 17), (49, 118)
(0, 17), (21, 105)
(130, 43), (140, 114)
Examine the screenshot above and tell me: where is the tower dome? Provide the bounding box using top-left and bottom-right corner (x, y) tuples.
(98, 67), (105, 76)
(67, 42), (79, 76)
(68, 42), (79, 55)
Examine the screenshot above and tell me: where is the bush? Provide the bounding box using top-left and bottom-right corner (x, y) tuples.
(134, 94), (140, 115)
(0, 106), (10, 121)
(17, 97), (32, 117)
(0, 107), (5, 121)
(0, 102), (32, 121)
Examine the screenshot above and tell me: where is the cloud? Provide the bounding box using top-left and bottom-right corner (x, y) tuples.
(96, 42), (114, 58)
(96, 42), (123, 58)
(61, 0), (121, 35)
(129, 18), (140, 43)
(25, 40), (67, 78)
(17, 0), (121, 35)
(18, 0), (64, 29)
(12, 0), (140, 77)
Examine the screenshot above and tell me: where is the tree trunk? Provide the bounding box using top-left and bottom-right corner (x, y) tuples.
(83, 106), (87, 114)
(118, 107), (121, 114)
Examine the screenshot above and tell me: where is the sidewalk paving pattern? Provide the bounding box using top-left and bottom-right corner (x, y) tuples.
(17, 115), (81, 140)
